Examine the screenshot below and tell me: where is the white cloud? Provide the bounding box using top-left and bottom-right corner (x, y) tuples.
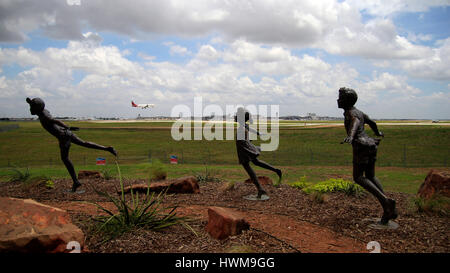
(169, 45), (190, 56)
(1, 0), (448, 64)
(344, 0), (450, 16)
(398, 38), (450, 81)
(0, 31), (448, 119)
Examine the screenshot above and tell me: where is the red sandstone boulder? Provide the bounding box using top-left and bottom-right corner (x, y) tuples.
(78, 170), (103, 180)
(0, 197), (84, 253)
(244, 176), (273, 186)
(417, 170), (450, 199)
(206, 207), (250, 240)
(120, 176), (200, 194)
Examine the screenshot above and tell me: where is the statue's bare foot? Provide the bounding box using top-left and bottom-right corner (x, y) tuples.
(257, 189), (267, 199)
(108, 147), (117, 157)
(71, 181), (82, 192)
(380, 199), (397, 225)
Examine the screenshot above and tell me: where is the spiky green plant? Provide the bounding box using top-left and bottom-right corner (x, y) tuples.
(8, 166), (31, 182)
(92, 161), (195, 241)
(101, 168), (115, 180)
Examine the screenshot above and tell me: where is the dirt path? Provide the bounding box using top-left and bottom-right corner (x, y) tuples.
(43, 201), (365, 253)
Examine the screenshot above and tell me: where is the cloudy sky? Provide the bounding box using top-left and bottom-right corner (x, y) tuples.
(0, 0), (449, 119)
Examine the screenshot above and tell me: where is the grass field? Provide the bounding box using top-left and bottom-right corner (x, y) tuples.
(0, 120), (448, 194)
(1, 120), (448, 167)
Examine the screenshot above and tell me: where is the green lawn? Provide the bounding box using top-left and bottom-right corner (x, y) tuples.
(0, 121), (449, 168)
(0, 120), (448, 194)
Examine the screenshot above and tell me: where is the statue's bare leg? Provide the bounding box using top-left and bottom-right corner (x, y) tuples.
(365, 159), (384, 193)
(59, 141), (81, 192)
(251, 158), (282, 184)
(242, 162), (267, 198)
(353, 163), (396, 224)
(71, 134), (117, 157)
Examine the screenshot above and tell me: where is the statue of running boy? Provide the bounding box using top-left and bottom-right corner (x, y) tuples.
(26, 97), (117, 192)
(337, 88), (397, 225)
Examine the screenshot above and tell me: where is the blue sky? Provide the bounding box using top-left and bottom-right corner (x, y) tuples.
(0, 0), (449, 119)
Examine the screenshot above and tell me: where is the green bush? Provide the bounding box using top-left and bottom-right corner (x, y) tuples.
(303, 178), (366, 196)
(291, 178), (366, 197)
(149, 159), (168, 181)
(195, 166), (222, 183)
(93, 161), (194, 241)
(410, 195), (449, 216)
(8, 166), (54, 190)
(290, 176), (312, 189)
(101, 168), (115, 180)
(22, 175), (53, 189)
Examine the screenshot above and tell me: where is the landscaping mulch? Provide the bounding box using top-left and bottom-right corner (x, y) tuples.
(0, 177), (448, 253)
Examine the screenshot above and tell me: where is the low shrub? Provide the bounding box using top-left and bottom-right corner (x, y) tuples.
(291, 178), (366, 197)
(149, 159), (168, 181)
(290, 176), (312, 189)
(195, 166), (222, 183)
(410, 195), (449, 216)
(101, 168), (115, 180)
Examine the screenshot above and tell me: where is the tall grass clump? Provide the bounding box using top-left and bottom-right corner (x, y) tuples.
(149, 159), (168, 181)
(8, 166), (54, 189)
(410, 195), (449, 216)
(8, 166), (31, 182)
(101, 167), (115, 180)
(195, 165), (222, 183)
(92, 161), (195, 241)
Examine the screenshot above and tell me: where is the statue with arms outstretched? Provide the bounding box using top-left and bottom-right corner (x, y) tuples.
(337, 88), (397, 225)
(26, 97), (117, 192)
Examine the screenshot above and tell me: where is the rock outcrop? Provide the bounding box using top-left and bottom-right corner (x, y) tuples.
(417, 170), (450, 199)
(120, 176), (200, 194)
(0, 197), (84, 253)
(244, 176), (273, 186)
(78, 170), (103, 180)
(206, 206), (250, 240)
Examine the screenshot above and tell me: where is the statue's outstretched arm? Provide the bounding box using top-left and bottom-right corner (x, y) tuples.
(364, 113), (383, 137)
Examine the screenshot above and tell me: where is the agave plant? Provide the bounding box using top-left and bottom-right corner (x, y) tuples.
(92, 161), (195, 241)
(8, 165), (31, 182)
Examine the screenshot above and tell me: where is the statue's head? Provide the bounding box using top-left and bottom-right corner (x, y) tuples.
(234, 107), (252, 124)
(337, 87), (357, 109)
(26, 97), (45, 115)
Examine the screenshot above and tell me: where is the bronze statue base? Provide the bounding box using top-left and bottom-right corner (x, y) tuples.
(243, 194), (270, 201)
(363, 218), (399, 230)
(64, 189), (86, 194)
